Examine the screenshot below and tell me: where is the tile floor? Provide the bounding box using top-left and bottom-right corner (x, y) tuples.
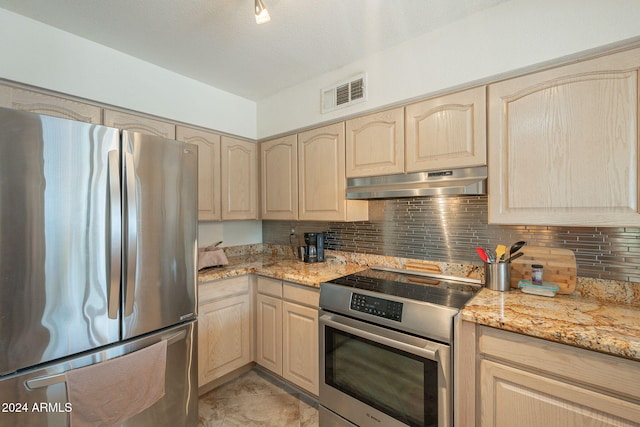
(198, 368), (319, 427)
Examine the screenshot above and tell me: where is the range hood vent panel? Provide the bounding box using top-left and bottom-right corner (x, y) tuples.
(346, 166), (487, 199)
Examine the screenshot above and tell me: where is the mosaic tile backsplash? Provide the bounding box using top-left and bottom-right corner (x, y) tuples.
(262, 196), (640, 283)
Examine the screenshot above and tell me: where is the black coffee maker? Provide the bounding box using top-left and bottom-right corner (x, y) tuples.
(303, 232), (325, 263)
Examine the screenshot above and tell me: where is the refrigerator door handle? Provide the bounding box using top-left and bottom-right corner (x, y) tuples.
(124, 151), (138, 317)
(107, 150), (122, 320)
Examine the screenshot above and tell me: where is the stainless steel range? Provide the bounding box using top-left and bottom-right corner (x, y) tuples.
(319, 267), (481, 427)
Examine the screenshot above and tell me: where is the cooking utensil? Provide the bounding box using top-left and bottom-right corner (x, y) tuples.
(508, 251), (524, 262)
(485, 248), (497, 263)
(475, 247), (489, 263)
(203, 241), (223, 250)
(507, 240), (526, 261)
(495, 244), (507, 262)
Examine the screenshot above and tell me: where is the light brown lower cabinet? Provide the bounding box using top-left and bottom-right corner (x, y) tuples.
(457, 323), (640, 426)
(256, 280), (283, 374)
(255, 276), (319, 396)
(198, 276), (253, 391)
(480, 360), (640, 426)
(282, 300), (319, 395)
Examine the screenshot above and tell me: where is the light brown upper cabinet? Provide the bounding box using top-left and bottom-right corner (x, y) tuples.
(178, 128), (258, 222)
(221, 136), (258, 220)
(0, 83), (101, 124)
(298, 122), (368, 221)
(103, 109), (176, 139)
(176, 126), (222, 221)
(405, 86), (486, 172)
(260, 135), (298, 220)
(488, 47), (640, 226)
(345, 107), (405, 178)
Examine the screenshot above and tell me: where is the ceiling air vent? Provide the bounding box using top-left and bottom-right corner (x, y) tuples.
(322, 73), (367, 113)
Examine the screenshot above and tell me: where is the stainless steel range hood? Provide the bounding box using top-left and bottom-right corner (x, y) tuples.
(346, 166), (487, 199)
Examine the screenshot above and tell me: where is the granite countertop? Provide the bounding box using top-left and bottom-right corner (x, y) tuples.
(198, 252), (367, 288)
(198, 247), (640, 363)
(461, 288), (640, 362)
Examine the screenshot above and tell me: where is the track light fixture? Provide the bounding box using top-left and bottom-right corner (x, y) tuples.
(255, 0), (270, 24)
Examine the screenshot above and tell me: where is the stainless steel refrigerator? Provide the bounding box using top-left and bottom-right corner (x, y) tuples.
(0, 107), (198, 426)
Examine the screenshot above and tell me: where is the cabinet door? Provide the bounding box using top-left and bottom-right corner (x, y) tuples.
(255, 293), (283, 375)
(488, 47), (640, 226)
(480, 359), (640, 427)
(345, 107), (404, 177)
(176, 126), (221, 221)
(298, 122), (367, 221)
(0, 83), (101, 124)
(282, 301), (319, 395)
(261, 135), (298, 220)
(405, 86), (486, 172)
(198, 293), (252, 387)
(221, 136), (258, 220)
(103, 109), (175, 139)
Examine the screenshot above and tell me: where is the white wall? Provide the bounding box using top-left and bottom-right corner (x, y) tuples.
(257, 0), (640, 138)
(0, 9), (263, 246)
(0, 8), (257, 139)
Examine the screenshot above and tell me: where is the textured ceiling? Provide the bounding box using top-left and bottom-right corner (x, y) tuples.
(0, 0), (509, 101)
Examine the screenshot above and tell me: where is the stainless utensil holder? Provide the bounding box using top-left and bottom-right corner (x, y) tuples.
(485, 262), (511, 292)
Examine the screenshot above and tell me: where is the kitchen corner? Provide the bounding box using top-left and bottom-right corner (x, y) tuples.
(199, 244), (640, 362)
(198, 245), (369, 287)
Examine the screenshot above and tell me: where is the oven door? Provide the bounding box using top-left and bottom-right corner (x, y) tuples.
(319, 310), (451, 427)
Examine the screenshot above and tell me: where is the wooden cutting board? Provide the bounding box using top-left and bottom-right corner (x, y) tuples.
(509, 246), (577, 294)
(405, 260), (442, 274)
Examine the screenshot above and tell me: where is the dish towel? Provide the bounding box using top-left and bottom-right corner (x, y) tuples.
(198, 246), (229, 270)
(65, 340), (167, 427)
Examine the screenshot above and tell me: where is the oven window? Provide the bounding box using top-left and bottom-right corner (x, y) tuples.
(325, 326), (438, 427)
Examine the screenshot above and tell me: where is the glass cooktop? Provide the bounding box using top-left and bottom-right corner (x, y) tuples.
(325, 268), (481, 310)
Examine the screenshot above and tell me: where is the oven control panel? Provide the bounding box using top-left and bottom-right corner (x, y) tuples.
(350, 292), (403, 321)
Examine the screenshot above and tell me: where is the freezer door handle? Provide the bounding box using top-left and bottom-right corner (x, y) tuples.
(163, 329), (187, 345)
(25, 329), (187, 390)
(124, 151), (138, 317)
(25, 373), (66, 390)
(107, 150), (122, 320)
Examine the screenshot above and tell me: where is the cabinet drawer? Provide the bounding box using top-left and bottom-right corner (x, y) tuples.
(283, 282), (319, 307)
(478, 326), (640, 401)
(257, 276), (283, 297)
(199, 275), (250, 305)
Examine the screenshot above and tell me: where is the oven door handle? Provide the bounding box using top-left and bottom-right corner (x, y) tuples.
(321, 313), (439, 361)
